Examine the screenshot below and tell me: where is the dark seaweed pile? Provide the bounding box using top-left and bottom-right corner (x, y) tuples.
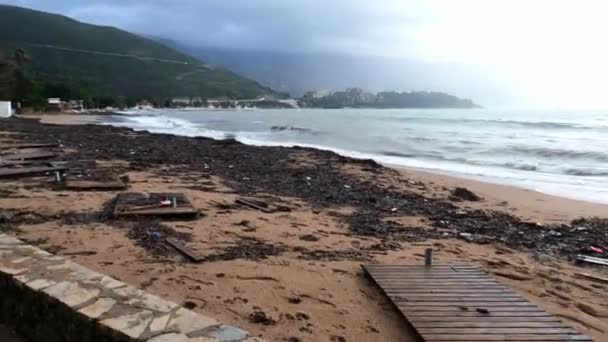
(2, 117), (607, 260)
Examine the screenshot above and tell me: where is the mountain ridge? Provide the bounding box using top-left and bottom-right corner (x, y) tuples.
(0, 5), (278, 101)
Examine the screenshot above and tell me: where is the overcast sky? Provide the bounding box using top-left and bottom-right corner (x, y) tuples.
(4, 0), (608, 108)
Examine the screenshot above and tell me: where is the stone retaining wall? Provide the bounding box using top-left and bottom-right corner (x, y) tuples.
(0, 233), (262, 342)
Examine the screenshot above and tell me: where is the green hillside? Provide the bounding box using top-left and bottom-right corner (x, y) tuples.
(0, 5), (278, 101)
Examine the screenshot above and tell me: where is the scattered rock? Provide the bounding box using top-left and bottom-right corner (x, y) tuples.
(299, 234), (320, 242)
(248, 310), (276, 325)
(295, 311), (310, 320)
(183, 301), (197, 310)
(450, 187), (481, 201)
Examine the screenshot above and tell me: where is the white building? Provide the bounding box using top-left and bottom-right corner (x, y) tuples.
(0, 101), (11, 118)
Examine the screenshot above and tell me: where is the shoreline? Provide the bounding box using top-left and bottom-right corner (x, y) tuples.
(1, 115), (608, 341)
(27, 112), (608, 209)
(393, 166), (608, 224)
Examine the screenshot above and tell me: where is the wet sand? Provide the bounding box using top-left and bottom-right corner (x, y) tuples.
(1, 115), (607, 341)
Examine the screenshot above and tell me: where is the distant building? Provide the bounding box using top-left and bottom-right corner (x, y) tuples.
(171, 97), (191, 107)
(68, 100), (84, 111)
(136, 100), (153, 109)
(46, 98), (84, 112)
(47, 98), (64, 112)
(0, 101), (12, 118)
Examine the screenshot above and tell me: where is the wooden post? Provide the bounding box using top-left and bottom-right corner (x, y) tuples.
(425, 248), (433, 267)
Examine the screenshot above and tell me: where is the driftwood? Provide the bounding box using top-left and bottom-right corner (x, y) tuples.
(166, 238), (204, 262)
(574, 272), (608, 284)
(235, 198), (275, 213)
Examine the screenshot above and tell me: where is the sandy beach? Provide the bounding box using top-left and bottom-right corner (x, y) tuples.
(1, 114), (607, 342)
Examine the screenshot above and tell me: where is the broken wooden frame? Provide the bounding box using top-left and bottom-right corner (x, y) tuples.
(112, 193), (199, 219)
(51, 160), (128, 191)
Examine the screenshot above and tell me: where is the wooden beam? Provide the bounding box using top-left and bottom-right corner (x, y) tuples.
(166, 238), (204, 262)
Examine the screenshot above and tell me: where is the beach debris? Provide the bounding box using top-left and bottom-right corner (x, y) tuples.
(63, 176), (127, 191)
(235, 198), (274, 213)
(576, 254), (608, 267)
(209, 200), (238, 210)
(4, 118), (608, 261)
(203, 237), (285, 262)
(459, 232), (474, 241)
(574, 272), (608, 285)
(52, 159), (129, 191)
(299, 234), (320, 242)
(590, 246), (604, 254)
(0, 150), (57, 161)
(0, 165), (68, 179)
(0, 142), (58, 150)
(124, 221), (192, 256)
(113, 192), (199, 219)
(166, 237), (204, 262)
(450, 187), (481, 201)
(234, 198), (291, 214)
(248, 309), (276, 325)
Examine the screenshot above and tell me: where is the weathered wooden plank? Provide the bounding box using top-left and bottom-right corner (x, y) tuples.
(393, 296), (526, 302)
(112, 193), (199, 219)
(2, 151), (56, 161)
(406, 311), (553, 317)
(574, 272), (608, 284)
(0, 166), (66, 178)
(383, 289), (514, 293)
(235, 198), (275, 213)
(409, 316), (561, 323)
(398, 301), (538, 307)
(414, 321), (570, 328)
(419, 327), (579, 335)
(64, 180), (127, 191)
(375, 281), (501, 286)
(116, 207), (198, 216)
(0, 143), (58, 150)
(577, 254), (608, 266)
(424, 334), (591, 341)
(166, 238), (204, 262)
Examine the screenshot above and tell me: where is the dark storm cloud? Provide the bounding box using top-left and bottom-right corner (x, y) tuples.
(4, 0), (419, 55)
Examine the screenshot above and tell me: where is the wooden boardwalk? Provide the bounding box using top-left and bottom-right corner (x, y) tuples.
(363, 264), (592, 341)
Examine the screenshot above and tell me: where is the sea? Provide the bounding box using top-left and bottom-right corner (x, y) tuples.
(104, 108), (608, 204)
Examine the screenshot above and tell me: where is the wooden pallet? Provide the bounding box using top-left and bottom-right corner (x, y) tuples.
(362, 264), (592, 341)
(112, 193), (198, 219)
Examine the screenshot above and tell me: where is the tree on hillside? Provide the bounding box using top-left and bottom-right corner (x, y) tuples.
(0, 49), (29, 101)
